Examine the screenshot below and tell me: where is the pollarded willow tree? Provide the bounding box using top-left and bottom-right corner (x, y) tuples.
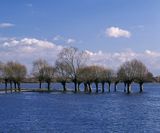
(3, 61), (27, 92)
(43, 65), (56, 91)
(77, 66), (96, 93)
(118, 60), (135, 93)
(117, 66), (128, 92)
(55, 61), (70, 92)
(118, 59), (152, 93)
(112, 72), (119, 92)
(32, 59), (48, 89)
(0, 62), (3, 82)
(132, 60), (153, 92)
(56, 47), (88, 93)
(87, 65), (103, 93)
(12, 62), (27, 91)
(100, 68), (114, 92)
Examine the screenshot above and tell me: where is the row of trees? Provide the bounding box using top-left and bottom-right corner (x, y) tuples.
(0, 61), (27, 93)
(0, 47), (153, 94)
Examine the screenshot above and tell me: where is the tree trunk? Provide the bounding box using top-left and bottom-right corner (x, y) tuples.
(5, 80), (7, 93)
(124, 82), (127, 92)
(127, 83), (131, 94)
(88, 83), (92, 93)
(139, 82), (144, 93)
(114, 82), (118, 92)
(10, 81), (13, 93)
(14, 82), (17, 92)
(102, 82), (105, 93)
(18, 82), (21, 92)
(39, 81), (42, 89)
(78, 82), (81, 92)
(84, 83), (88, 92)
(47, 82), (51, 92)
(74, 81), (77, 93)
(95, 82), (98, 93)
(108, 82), (111, 92)
(62, 82), (67, 92)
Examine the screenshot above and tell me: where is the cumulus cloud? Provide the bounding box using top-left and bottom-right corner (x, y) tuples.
(85, 49), (160, 75)
(0, 37), (63, 73)
(106, 26), (131, 38)
(1, 37), (160, 75)
(0, 23), (14, 28)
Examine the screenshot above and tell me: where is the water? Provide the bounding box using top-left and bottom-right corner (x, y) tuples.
(0, 83), (160, 133)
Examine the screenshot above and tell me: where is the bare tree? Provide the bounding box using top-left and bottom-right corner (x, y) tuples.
(3, 62), (14, 92)
(112, 72), (119, 92)
(3, 61), (27, 92)
(56, 47), (88, 93)
(12, 62), (27, 91)
(43, 65), (55, 91)
(118, 60), (135, 94)
(133, 60), (152, 92)
(100, 68), (114, 92)
(32, 59), (48, 89)
(77, 66), (95, 93)
(118, 59), (152, 93)
(0, 62), (6, 92)
(55, 61), (70, 92)
(85, 65), (103, 93)
(0, 62), (3, 82)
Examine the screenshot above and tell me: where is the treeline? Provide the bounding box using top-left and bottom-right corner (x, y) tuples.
(0, 47), (154, 94)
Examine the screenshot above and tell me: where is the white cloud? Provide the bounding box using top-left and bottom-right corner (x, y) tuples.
(66, 38), (76, 44)
(0, 37), (63, 73)
(106, 26), (131, 38)
(86, 49), (160, 75)
(0, 23), (14, 28)
(1, 37), (160, 75)
(145, 50), (160, 57)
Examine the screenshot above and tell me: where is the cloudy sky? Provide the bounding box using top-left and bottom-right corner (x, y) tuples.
(0, 0), (160, 75)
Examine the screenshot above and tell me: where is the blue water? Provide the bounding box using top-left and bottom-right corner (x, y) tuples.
(0, 83), (160, 132)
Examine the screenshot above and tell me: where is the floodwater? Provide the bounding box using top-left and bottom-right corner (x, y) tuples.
(0, 83), (160, 133)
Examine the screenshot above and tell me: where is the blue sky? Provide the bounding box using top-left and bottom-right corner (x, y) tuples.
(0, 0), (160, 74)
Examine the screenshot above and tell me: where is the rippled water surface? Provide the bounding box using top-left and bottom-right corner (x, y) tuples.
(0, 83), (160, 133)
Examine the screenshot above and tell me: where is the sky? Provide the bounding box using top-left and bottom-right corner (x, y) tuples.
(0, 0), (160, 75)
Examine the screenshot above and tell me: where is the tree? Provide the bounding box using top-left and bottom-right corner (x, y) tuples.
(117, 67), (127, 92)
(32, 59), (48, 89)
(0, 62), (3, 82)
(43, 65), (55, 91)
(86, 65), (103, 93)
(3, 61), (27, 92)
(77, 66), (95, 93)
(12, 62), (27, 91)
(56, 47), (88, 93)
(118, 59), (151, 93)
(0, 62), (6, 92)
(118, 60), (136, 93)
(112, 72), (119, 92)
(55, 61), (70, 92)
(3, 62), (14, 92)
(133, 60), (152, 92)
(100, 68), (114, 92)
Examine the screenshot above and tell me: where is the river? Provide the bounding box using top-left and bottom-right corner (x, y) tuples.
(0, 83), (160, 132)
